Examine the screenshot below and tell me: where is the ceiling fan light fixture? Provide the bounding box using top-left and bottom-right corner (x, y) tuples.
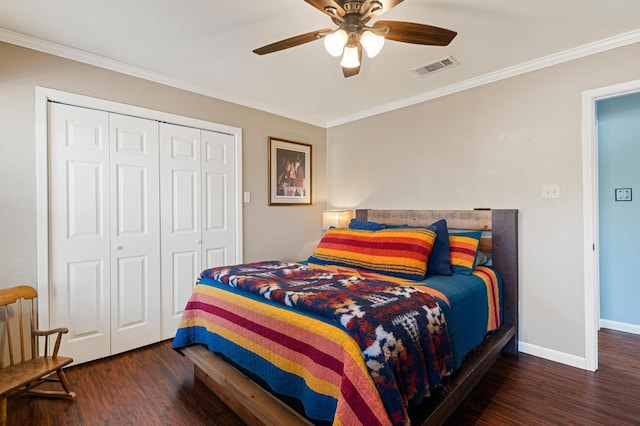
(324, 29), (348, 57)
(252, 1), (457, 78)
(360, 29), (385, 58)
(340, 45), (360, 68)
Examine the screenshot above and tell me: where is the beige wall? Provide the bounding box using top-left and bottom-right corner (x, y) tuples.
(326, 43), (640, 362)
(0, 41), (327, 289)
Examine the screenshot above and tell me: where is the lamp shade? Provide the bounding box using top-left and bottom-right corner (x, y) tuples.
(322, 210), (353, 230)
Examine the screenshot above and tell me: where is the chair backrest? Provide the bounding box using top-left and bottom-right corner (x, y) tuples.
(0, 285), (38, 368)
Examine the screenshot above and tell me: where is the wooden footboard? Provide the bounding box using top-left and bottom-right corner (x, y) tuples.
(182, 209), (519, 425)
(183, 345), (311, 426)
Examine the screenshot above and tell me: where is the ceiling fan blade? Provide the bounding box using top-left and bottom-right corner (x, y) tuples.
(342, 45), (362, 78)
(342, 63), (361, 78)
(362, 0), (404, 19)
(304, 0), (345, 18)
(373, 20), (457, 46)
(253, 28), (332, 55)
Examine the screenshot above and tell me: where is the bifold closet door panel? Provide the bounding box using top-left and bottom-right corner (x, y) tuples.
(109, 113), (161, 355)
(49, 103), (112, 364)
(159, 123), (202, 339)
(201, 130), (237, 269)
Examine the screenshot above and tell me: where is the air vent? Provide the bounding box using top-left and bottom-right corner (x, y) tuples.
(412, 56), (459, 77)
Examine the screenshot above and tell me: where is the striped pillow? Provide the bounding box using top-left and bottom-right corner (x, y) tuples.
(449, 231), (482, 275)
(308, 227), (437, 280)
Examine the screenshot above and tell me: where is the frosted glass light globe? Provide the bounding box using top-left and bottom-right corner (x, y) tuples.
(324, 29), (348, 57)
(360, 30), (385, 58)
(340, 45), (360, 68)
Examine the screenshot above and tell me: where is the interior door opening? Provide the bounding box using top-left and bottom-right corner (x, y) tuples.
(582, 78), (640, 372)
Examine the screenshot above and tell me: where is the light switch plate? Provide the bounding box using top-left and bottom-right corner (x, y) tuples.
(542, 184), (560, 199)
(615, 188), (632, 201)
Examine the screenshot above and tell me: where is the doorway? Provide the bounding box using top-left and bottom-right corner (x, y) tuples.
(596, 93), (640, 334)
(582, 78), (640, 371)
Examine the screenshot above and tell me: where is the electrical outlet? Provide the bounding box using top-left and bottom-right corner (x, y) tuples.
(542, 184), (560, 199)
(243, 192), (251, 203)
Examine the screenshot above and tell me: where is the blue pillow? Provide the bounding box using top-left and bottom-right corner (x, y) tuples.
(348, 218), (387, 230)
(426, 219), (453, 276)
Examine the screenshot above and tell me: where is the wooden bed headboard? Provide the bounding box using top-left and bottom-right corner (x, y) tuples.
(355, 209), (519, 354)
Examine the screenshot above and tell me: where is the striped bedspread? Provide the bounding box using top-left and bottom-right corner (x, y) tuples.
(173, 263), (501, 425)
(174, 278), (393, 425)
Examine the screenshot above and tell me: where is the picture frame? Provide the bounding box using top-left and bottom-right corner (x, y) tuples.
(269, 137), (312, 205)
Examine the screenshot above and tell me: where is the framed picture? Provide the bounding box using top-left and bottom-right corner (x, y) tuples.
(615, 187), (632, 202)
(269, 137), (312, 205)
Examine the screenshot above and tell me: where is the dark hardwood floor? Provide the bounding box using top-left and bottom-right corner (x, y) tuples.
(8, 329), (640, 425)
(444, 328), (640, 425)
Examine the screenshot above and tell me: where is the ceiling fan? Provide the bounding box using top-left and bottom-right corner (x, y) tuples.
(253, 0), (457, 78)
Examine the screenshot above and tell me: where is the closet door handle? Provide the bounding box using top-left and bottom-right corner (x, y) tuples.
(112, 245), (123, 251)
(195, 240), (202, 244)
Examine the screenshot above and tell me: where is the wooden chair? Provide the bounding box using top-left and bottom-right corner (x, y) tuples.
(0, 285), (76, 426)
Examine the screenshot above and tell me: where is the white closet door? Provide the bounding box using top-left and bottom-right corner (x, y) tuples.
(202, 130), (237, 268)
(160, 123), (202, 339)
(49, 103), (111, 364)
(109, 113), (161, 354)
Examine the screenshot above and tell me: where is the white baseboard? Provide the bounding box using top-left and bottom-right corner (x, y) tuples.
(517, 322), (639, 371)
(518, 341), (587, 370)
(600, 319), (640, 335)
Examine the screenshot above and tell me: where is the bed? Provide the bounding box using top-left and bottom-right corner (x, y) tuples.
(173, 209), (518, 425)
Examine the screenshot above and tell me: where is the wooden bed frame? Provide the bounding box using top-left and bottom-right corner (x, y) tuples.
(182, 209), (519, 425)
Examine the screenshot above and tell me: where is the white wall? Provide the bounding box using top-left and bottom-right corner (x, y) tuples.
(0, 41), (327, 289)
(326, 42), (640, 364)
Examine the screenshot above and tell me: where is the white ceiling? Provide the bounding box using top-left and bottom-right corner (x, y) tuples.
(1, 0), (640, 127)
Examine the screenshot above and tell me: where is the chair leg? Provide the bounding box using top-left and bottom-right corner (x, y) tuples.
(56, 369), (76, 398)
(1, 397), (7, 426)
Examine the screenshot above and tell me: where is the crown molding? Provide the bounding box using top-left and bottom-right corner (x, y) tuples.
(0, 28), (326, 128)
(326, 29), (640, 128)
(2, 27), (639, 129)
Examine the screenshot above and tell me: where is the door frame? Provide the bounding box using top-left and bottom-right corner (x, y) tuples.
(581, 78), (640, 371)
(35, 86), (243, 330)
